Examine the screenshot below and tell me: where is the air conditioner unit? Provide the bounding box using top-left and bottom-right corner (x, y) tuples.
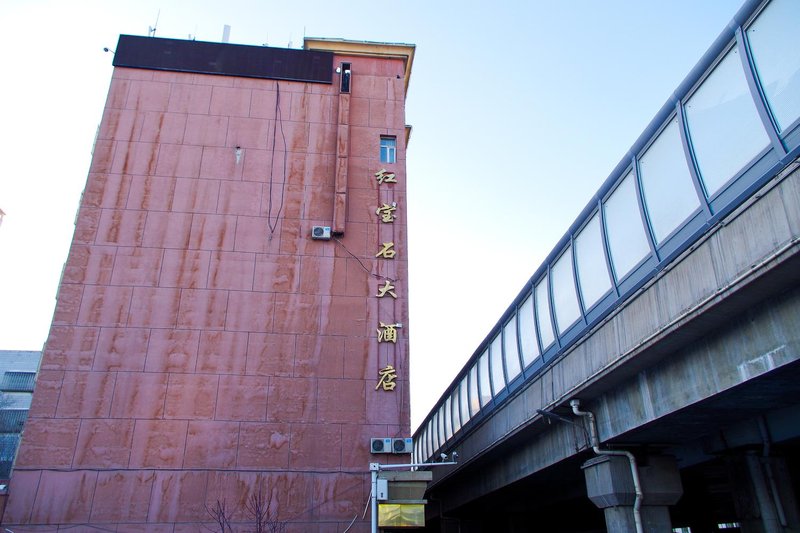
(371, 438), (392, 454)
(311, 226), (331, 240)
(392, 437), (413, 454)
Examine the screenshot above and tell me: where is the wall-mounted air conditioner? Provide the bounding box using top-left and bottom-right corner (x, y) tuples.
(311, 226), (331, 240)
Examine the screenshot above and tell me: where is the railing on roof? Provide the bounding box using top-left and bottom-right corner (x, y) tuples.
(413, 0), (800, 464)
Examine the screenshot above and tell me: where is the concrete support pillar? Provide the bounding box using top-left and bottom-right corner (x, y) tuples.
(733, 454), (800, 533)
(582, 454), (683, 533)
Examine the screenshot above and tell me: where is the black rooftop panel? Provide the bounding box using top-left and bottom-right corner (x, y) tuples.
(113, 35), (333, 84)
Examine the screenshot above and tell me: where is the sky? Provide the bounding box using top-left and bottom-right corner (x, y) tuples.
(0, 0), (745, 430)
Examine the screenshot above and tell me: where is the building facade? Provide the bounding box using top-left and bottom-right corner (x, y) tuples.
(6, 35), (414, 531)
(0, 350), (41, 482)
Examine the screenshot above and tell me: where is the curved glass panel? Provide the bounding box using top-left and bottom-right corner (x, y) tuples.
(551, 246), (582, 333)
(468, 365), (480, 416)
(443, 397), (453, 441)
(518, 294), (540, 366)
(535, 276), (555, 349)
(459, 376), (471, 425)
(425, 420), (433, 459)
(574, 213), (613, 309)
(438, 405), (447, 445)
(604, 171), (651, 279)
(747, 0), (800, 132)
(639, 119), (701, 244)
(489, 335), (505, 395)
(432, 412), (440, 452)
(685, 49), (770, 196)
(451, 388), (462, 433)
(478, 349), (492, 407)
(503, 316), (522, 382)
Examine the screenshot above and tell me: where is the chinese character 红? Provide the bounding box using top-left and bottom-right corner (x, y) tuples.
(377, 322), (399, 343)
(376, 365), (397, 391)
(375, 169), (397, 185)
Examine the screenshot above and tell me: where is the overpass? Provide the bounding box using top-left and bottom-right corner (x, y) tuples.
(412, 0), (800, 531)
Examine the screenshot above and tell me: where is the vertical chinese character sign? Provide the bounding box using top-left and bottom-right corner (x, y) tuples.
(374, 168), (401, 392)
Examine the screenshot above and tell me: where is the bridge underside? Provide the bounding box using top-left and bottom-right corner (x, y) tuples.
(422, 167), (800, 532)
(425, 354), (800, 532)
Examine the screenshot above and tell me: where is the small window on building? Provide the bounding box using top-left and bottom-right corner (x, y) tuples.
(1, 372), (35, 393)
(380, 136), (397, 163)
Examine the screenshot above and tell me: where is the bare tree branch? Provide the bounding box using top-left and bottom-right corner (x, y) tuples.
(205, 499), (233, 533)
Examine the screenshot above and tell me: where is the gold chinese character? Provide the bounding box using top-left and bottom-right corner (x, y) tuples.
(376, 203), (397, 223)
(375, 242), (396, 259)
(376, 365), (398, 391)
(376, 280), (397, 299)
(375, 169), (397, 185)
(377, 322), (399, 343)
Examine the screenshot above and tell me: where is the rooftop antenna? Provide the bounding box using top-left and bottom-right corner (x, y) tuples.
(222, 24), (231, 43)
(148, 9), (160, 37)
(287, 33), (293, 48)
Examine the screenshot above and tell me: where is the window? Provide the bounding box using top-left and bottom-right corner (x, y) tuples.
(468, 365), (480, 416)
(489, 335), (505, 395)
(432, 411), (440, 451)
(438, 405), (447, 445)
(502, 317), (522, 382)
(518, 294), (540, 367)
(551, 246), (582, 333)
(442, 399), (452, 441)
(451, 388), (462, 433)
(459, 376), (471, 425)
(478, 349), (492, 407)
(684, 48), (770, 196)
(535, 276), (555, 349)
(0, 409), (28, 433)
(747, 0), (800, 133)
(380, 136), (397, 163)
(574, 213), (613, 309)
(1, 372), (35, 392)
(425, 421), (433, 459)
(639, 119), (701, 245)
(604, 171), (651, 280)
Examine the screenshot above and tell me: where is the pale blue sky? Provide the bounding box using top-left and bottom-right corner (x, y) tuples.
(0, 0), (744, 429)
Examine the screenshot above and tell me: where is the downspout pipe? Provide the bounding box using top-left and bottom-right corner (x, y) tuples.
(570, 399), (644, 533)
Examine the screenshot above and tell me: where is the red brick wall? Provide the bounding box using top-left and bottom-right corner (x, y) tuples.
(7, 50), (410, 531)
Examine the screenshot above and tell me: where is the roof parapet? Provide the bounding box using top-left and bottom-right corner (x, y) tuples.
(303, 37), (416, 97)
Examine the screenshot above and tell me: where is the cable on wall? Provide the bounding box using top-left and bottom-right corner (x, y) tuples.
(266, 82), (289, 237)
(333, 237), (397, 283)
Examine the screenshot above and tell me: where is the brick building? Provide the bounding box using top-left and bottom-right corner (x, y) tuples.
(5, 35), (414, 531)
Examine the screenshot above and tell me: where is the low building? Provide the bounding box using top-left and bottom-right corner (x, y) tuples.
(0, 351), (41, 482)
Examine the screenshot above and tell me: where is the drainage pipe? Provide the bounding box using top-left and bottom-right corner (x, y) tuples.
(570, 399), (644, 533)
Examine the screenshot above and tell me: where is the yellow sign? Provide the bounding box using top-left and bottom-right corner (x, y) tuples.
(376, 280), (397, 299)
(376, 203), (397, 223)
(377, 322), (399, 344)
(378, 503), (425, 528)
(375, 168), (397, 185)
(376, 365), (398, 391)
(375, 242), (397, 259)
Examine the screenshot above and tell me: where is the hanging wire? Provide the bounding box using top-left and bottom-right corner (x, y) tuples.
(333, 237), (397, 283)
(267, 82), (289, 236)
